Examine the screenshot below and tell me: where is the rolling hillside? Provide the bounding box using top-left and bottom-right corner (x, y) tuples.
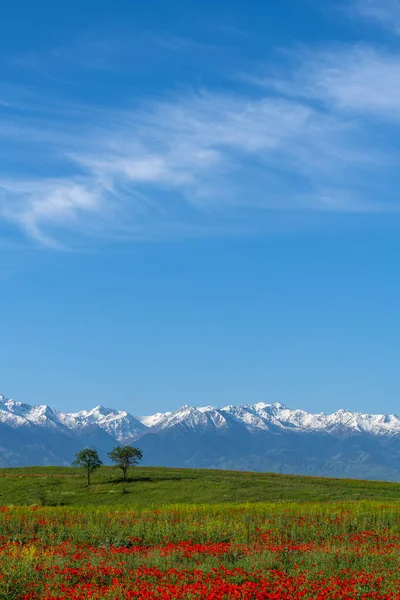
(1, 466), (400, 507)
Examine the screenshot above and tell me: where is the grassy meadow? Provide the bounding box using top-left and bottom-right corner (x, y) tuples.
(1, 465), (400, 507)
(1, 500), (400, 597)
(2, 467), (400, 597)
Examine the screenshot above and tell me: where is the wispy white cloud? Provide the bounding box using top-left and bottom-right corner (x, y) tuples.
(270, 45), (400, 116)
(2, 39), (400, 247)
(352, 0), (400, 32)
(0, 179), (104, 247)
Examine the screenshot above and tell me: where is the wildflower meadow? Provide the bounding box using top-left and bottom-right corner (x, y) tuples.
(1, 501), (400, 599)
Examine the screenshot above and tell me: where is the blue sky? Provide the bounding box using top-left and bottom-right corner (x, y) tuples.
(2, 0), (400, 416)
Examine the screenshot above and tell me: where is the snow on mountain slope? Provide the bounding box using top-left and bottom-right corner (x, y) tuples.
(59, 406), (146, 441)
(138, 412), (172, 428)
(0, 395), (145, 441)
(144, 405), (231, 432)
(0, 404), (27, 428)
(2, 391), (400, 441)
(0, 395), (70, 432)
(0, 396), (33, 417)
(221, 404), (273, 430)
(147, 402), (400, 437)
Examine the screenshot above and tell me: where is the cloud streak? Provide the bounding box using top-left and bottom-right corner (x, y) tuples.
(352, 0), (400, 32)
(2, 39), (400, 246)
(272, 45), (400, 116)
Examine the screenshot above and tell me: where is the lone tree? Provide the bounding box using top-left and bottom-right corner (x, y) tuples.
(73, 448), (103, 486)
(108, 445), (143, 481)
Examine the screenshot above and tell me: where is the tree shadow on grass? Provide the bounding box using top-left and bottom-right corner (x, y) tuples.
(103, 475), (190, 484)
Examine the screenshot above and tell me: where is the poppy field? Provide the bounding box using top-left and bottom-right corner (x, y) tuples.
(1, 501), (400, 599)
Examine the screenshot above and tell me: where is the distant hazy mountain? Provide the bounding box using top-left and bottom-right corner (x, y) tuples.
(2, 392), (400, 481)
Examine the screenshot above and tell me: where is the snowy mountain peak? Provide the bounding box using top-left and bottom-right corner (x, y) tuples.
(138, 412), (172, 428)
(2, 390), (400, 443)
(254, 401), (287, 411)
(153, 402), (400, 437)
(1, 396), (32, 415)
(85, 405), (116, 416)
(178, 404), (196, 413)
(139, 404), (229, 432)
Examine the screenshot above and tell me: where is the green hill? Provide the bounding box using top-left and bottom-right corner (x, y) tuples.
(1, 466), (400, 507)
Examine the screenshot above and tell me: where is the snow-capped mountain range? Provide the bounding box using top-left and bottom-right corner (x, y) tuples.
(2, 393), (400, 439)
(2, 391), (400, 480)
(139, 402), (400, 437)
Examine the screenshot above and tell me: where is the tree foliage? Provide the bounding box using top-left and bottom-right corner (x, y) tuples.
(108, 445), (143, 481)
(73, 448), (103, 486)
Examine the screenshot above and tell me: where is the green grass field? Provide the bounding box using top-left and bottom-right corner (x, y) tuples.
(2, 468), (400, 597)
(1, 500), (400, 597)
(1, 465), (400, 507)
